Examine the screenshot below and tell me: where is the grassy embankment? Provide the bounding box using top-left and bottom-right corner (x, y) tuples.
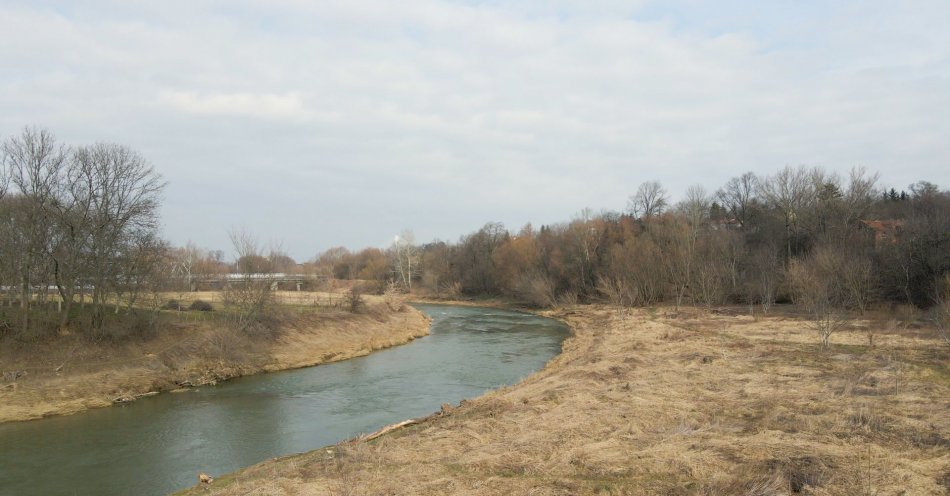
(0, 291), (430, 423)
(178, 304), (949, 495)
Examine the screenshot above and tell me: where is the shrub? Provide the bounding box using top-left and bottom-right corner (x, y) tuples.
(345, 289), (364, 313)
(161, 299), (183, 311)
(514, 272), (557, 308)
(188, 300), (214, 312)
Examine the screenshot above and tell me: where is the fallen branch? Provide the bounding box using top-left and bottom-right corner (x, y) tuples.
(54, 344), (81, 373)
(355, 419), (420, 443)
(112, 390), (160, 403)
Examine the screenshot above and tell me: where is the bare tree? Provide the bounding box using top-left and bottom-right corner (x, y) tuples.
(76, 143), (164, 328)
(48, 152), (95, 330)
(0, 153), (8, 201)
(747, 243), (782, 313)
(680, 185), (710, 227)
(563, 209), (602, 293)
(172, 242), (206, 293)
(935, 274), (950, 346)
(660, 185), (709, 309)
(839, 247), (878, 314)
(392, 229), (420, 292)
(267, 242), (296, 274)
(627, 181), (668, 219)
(224, 228), (276, 332)
(514, 271), (557, 308)
(693, 230), (736, 309)
(2, 127), (67, 331)
(652, 217), (690, 309)
(458, 222), (507, 294)
(115, 232), (168, 315)
(606, 236), (665, 306)
(842, 166), (880, 226)
(787, 247), (850, 348)
(597, 275), (635, 320)
(716, 172), (759, 228)
(315, 246), (351, 279)
(758, 165), (816, 261)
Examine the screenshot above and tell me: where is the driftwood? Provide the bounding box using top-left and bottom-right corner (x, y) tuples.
(112, 391), (160, 403)
(2, 370), (26, 382)
(355, 419), (420, 443)
(54, 344), (81, 373)
(347, 401), (461, 445)
(198, 473), (214, 484)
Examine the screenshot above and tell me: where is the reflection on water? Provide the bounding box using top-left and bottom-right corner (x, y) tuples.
(0, 304), (568, 496)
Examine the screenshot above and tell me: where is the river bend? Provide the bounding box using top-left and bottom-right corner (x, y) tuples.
(0, 304), (568, 496)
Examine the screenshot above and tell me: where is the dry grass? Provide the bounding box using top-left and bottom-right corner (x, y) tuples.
(0, 292), (430, 423)
(177, 305), (950, 496)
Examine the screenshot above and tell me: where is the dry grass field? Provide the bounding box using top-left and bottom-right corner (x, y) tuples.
(0, 291), (429, 423)
(178, 305), (949, 495)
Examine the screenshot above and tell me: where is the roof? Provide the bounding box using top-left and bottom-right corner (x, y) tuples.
(860, 220), (904, 232)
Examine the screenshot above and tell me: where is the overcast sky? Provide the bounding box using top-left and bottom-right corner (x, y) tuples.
(2, 1), (948, 260)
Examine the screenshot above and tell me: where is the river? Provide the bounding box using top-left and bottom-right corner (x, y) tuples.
(0, 304), (568, 496)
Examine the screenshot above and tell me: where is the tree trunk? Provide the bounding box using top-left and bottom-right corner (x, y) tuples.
(20, 275), (30, 333)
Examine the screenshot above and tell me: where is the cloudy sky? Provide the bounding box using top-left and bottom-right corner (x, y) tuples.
(2, 1), (948, 260)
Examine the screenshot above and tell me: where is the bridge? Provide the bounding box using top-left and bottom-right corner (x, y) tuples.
(187, 273), (327, 291)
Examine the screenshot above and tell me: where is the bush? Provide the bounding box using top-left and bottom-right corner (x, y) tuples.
(345, 289), (365, 313)
(188, 300), (214, 312)
(514, 272), (557, 308)
(90, 311), (158, 342)
(161, 299), (183, 311)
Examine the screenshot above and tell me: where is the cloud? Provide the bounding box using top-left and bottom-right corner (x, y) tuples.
(1, 0), (948, 258)
(159, 90), (308, 120)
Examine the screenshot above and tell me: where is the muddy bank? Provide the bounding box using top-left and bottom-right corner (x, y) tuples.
(0, 304), (430, 424)
(176, 305), (950, 496)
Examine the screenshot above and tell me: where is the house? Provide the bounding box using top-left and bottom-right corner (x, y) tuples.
(860, 220), (904, 248)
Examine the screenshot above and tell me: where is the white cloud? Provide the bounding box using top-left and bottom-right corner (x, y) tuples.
(159, 90), (308, 120)
(1, 0), (948, 258)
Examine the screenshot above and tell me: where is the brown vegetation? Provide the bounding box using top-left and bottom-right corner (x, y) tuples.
(177, 305), (949, 495)
(0, 291), (430, 423)
(316, 168), (950, 319)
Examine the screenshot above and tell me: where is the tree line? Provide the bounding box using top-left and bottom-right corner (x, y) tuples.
(4, 125), (947, 343)
(0, 127), (165, 335)
(317, 166), (950, 319)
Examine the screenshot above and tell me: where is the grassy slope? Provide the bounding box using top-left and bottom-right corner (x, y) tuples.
(177, 305), (949, 495)
(0, 292), (430, 423)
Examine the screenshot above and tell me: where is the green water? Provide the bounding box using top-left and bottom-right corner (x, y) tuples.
(0, 304), (568, 496)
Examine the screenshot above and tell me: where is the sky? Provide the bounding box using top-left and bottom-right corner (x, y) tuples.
(2, 0), (949, 260)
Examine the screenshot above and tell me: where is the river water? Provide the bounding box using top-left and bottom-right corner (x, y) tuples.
(0, 304), (568, 496)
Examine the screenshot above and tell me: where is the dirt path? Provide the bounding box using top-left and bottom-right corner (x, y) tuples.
(0, 305), (430, 424)
(176, 305), (950, 495)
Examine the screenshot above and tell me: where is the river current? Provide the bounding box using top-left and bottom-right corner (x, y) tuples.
(0, 304), (568, 496)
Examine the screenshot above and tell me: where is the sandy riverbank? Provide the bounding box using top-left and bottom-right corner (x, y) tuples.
(177, 304), (949, 495)
(0, 294), (430, 424)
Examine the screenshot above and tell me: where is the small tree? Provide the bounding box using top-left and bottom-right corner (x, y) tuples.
(345, 288), (364, 313)
(0, 155), (7, 200)
(627, 180), (668, 219)
(391, 230), (420, 292)
(934, 274), (950, 347)
(694, 260), (729, 309)
(746, 243), (782, 313)
(223, 228), (276, 332)
(515, 271), (557, 308)
(597, 275), (635, 320)
(383, 280), (404, 311)
(787, 248), (850, 348)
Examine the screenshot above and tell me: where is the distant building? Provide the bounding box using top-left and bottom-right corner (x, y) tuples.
(860, 220), (904, 248)
(710, 218), (741, 231)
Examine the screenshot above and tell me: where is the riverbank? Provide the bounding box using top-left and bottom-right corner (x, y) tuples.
(0, 292), (430, 424)
(177, 304), (950, 495)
